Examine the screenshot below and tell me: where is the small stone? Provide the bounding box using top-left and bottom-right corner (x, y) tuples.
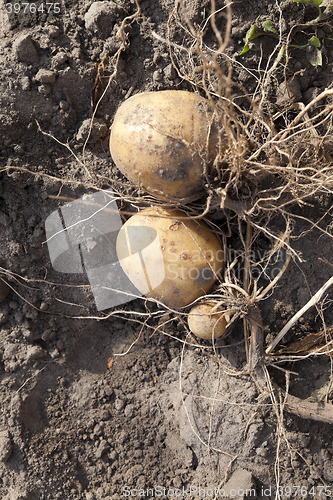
(14, 145), (24, 155)
(59, 100), (69, 111)
(22, 328), (33, 343)
(20, 76), (30, 91)
(95, 439), (110, 459)
(153, 52), (161, 65)
(118, 430), (128, 444)
(13, 34), (39, 64)
(153, 69), (163, 82)
(38, 84), (51, 96)
(85, 493), (96, 500)
(124, 404), (134, 418)
(35, 69), (57, 83)
(104, 386), (113, 397)
(0, 429), (13, 463)
(9, 301), (18, 310)
(100, 410), (111, 421)
(114, 398), (125, 411)
(52, 52), (68, 68)
(72, 47), (82, 60)
(93, 423), (103, 436)
(163, 63), (176, 80)
(5, 360), (18, 372)
(48, 25), (61, 38)
(59, 377), (68, 388)
(40, 302), (48, 311)
(49, 348), (60, 359)
(0, 312), (9, 324)
(76, 118), (108, 143)
(173, 477), (182, 489)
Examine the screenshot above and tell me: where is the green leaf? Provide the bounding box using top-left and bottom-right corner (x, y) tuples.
(309, 35), (321, 47)
(309, 48), (322, 66)
(293, 0), (323, 6)
(239, 24), (257, 56)
(245, 23), (261, 42)
(239, 23), (265, 56)
(262, 20), (277, 33)
(239, 45), (250, 56)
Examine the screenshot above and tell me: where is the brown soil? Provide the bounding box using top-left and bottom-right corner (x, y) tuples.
(1, 1), (333, 499)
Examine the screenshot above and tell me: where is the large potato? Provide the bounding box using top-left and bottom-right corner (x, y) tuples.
(116, 207), (224, 308)
(110, 90), (222, 202)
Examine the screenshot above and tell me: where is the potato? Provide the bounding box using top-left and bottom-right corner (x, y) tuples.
(188, 301), (227, 339)
(110, 90), (222, 202)
(116, 207), (224, 308)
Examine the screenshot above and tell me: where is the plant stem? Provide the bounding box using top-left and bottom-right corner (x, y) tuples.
(266, 275), (333, 354)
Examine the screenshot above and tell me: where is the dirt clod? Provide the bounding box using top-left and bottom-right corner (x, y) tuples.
(0, 429), (13, 463)
(34, 69), (58, 84)
(84, 1), (121, 40)
(12, 33), (39, 64)
(223, 469), (256, 499)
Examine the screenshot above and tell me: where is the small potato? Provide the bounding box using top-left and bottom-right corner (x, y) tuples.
(116, 207), (224, 308)
(110, 90), (223, 203)
(188, 301), (227, 339)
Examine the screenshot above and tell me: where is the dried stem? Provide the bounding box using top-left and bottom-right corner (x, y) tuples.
(266, 275), (333, 354)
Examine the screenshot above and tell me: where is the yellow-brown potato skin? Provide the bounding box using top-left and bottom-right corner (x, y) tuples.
(110, 90), (221, 202)
(188, 302), (227, 339)
(116, 207), (224, 308)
